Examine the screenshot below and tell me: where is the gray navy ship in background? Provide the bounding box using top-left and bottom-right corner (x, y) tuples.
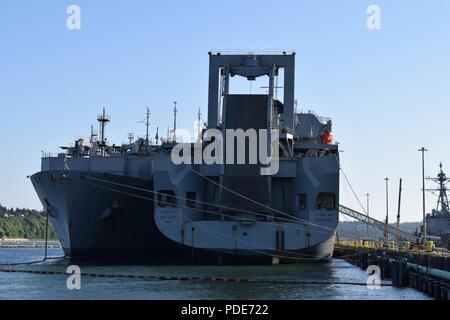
(31, 52), (340, 264)
(422, 163), (450, 248)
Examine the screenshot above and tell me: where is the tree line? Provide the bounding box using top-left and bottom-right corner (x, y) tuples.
(0, 205), (57, 240)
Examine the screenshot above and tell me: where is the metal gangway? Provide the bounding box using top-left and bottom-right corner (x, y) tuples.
(339, 205), (419, 242)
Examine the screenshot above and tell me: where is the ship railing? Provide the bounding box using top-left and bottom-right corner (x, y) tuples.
(298, 110), (331, 124)
(295, 149), (339, 159)
(209, 49), (295, 56)
(41, 152), (58, 159)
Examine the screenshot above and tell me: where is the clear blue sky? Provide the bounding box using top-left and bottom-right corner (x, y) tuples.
(0, 0), (449, 222)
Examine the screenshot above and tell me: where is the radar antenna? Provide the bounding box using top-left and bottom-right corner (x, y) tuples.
(138, 108), (151, 145)
(127, 133), (134, 145)
(145, 108), (150, 144)
(97, 107), (111, 150)
(426, 163), (450, 214)
(90, 125), (98, 144)
(197, 107), (202, 142)
(173, 102), (178, 142)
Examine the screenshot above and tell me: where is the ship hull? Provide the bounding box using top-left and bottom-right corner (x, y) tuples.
(31, 170), (335, 265)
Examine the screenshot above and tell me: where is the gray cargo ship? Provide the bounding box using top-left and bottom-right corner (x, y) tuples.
(31, 52), (340, 264)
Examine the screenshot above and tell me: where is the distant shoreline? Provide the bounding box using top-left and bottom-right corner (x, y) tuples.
(0, 239), (61, 248)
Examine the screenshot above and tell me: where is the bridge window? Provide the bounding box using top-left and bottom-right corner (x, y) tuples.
(157, 190), (177, 207)
(186, 192), (197, 208)
(298, 193), (307, 210)
(315, 193), (335, 210)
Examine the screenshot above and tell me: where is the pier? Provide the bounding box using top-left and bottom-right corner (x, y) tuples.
(334, 241), (450, 300)
(336, 199), (449, 300)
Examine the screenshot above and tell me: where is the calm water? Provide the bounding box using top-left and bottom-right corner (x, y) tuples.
(0, 247), (430, 300)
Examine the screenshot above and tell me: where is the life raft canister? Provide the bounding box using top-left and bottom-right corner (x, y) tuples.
(321, 130), (333, 144)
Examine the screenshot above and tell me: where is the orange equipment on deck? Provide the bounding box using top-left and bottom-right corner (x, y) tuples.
(321, 130), (333, 144)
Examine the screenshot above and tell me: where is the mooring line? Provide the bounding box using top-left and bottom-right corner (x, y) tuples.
(0, 267), (393, 287)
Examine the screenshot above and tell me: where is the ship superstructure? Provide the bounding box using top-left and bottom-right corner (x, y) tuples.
(31, 52), (340, 264)
(424, 163), (450, 247)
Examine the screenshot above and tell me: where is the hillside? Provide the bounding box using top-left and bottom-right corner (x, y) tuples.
(337, 220), (421, 240)
(0, 205), (57, 240)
